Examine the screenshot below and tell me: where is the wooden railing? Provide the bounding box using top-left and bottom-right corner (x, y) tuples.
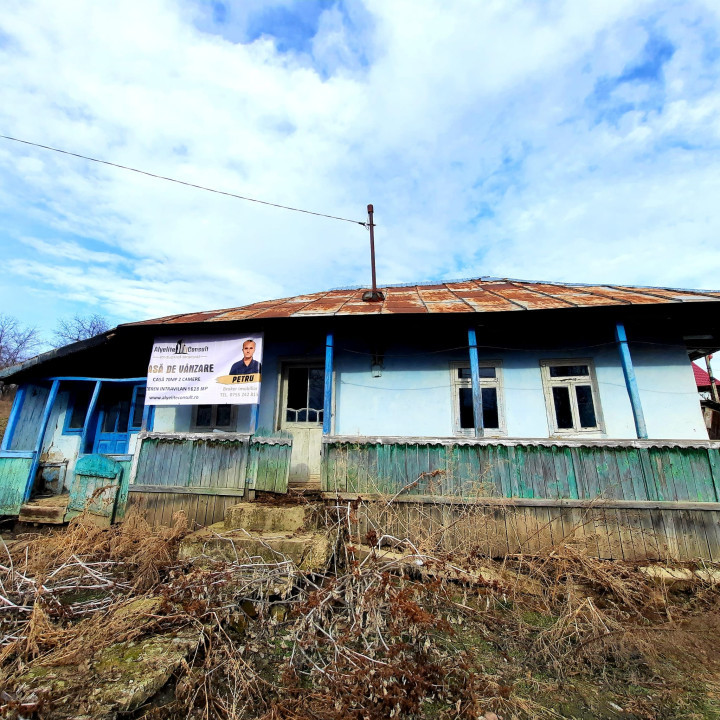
(126, 432), (292, 527)
(322, 437), (720, 561)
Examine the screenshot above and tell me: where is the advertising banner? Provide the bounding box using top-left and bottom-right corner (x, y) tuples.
(145, 334), (264, 405)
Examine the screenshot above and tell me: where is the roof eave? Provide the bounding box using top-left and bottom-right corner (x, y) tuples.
(0, 330), (115, 383)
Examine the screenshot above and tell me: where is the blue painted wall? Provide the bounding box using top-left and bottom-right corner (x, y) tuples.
(112, 329), (709, 441)
(332, 338), (707, 440)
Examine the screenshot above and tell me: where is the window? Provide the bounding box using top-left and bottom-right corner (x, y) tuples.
(451, 362), (504, 435)
(282, 365), (324, 425)
(130, 386), (146, 431)
(540, 360), (603, 434)
(62, 383), (94, 434)
(191, 404), (237, 431)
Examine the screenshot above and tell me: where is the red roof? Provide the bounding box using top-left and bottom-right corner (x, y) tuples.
(693, 363), (720, 388)
(123, 277), (720, 326)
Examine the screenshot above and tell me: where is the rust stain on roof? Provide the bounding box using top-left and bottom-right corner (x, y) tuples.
(578, 285), (674, 305)
(122, 278), (720, 327)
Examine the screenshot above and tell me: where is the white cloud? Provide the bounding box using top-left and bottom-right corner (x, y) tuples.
(1, 0), (720, 335)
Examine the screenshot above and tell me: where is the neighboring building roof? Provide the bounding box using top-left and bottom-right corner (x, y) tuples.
(124, 277), (720, 326)
(693, 362), (720, 388)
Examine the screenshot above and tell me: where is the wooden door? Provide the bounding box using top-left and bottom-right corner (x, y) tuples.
(65, 454), (123, 526)
(93, 385), (144, 455)
(279, 363), (324, 486)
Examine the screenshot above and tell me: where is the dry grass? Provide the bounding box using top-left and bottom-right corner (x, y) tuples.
(1, 496), (720, 720)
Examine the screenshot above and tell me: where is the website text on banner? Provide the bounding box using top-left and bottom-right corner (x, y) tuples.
(146, 334), (264, 405)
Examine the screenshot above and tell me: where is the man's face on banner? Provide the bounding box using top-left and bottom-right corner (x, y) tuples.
(243, 340), (256, 360)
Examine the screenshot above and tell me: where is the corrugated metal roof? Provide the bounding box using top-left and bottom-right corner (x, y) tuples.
(123, 277), (720, 326)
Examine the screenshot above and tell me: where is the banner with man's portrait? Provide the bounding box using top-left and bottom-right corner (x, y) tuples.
(145, 334), (264, 405)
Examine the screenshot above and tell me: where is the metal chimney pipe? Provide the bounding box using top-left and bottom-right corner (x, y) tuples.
(362, 204), (385, 302)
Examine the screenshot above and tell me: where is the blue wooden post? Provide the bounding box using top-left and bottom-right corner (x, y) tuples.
(323, 332), (334, 435)
(468, 328), (484, 437)
(24, 379), (60, 502)
(249, 404), (260, 434)
(616, 322), (648, 440)
(141, 403), (151, 432)
(1, 385), (27, 451)
(80, 381), (102, 454)
(140, 404), (155, 432)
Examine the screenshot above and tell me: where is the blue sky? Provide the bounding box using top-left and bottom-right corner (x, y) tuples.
(2, 0), (720, 345)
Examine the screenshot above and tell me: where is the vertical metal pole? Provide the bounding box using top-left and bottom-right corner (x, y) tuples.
(323, 332), (334, 435)
(705, 355), (720, 404)
(25, 379), (60, 502)
(80, 381), (102, 454)
(615, 322), (648, 439)
(368, 205), (378, 296)
(362, 206), (384, 302)
(1, 385), (27, 452)
(468, 328), (484, 437)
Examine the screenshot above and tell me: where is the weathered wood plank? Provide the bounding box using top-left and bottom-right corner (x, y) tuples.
(0, 456), (34, 515)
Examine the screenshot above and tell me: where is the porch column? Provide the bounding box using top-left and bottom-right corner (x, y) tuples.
(468, 328), (484, 437)
(140, 404), (154, 432)
(615, 322), (648, 439)
(323, 332), (334, 434)
(25, 379), (61, 502)
(80, 381), (102, 454)
(249, 404), (260, 434)
(1, 385), (27, 451)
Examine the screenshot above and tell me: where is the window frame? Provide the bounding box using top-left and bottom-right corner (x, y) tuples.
(540, 359), (604, 436)
(279, 361), (325, 428)
(190, 404), (238, 432)
(450, 360), (506, 437)
(61, 384), (94, 436)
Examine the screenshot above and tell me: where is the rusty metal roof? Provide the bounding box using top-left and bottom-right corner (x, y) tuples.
(123, 277), (720, 326)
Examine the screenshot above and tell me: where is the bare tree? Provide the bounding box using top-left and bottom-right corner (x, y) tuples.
(53, 313), (110, 347)
(0, 314), (41, 370)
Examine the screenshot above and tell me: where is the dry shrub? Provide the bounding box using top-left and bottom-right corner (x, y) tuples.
(2, 491), (720, 719)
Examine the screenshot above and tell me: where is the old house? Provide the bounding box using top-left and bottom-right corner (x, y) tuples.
(2, 277), (720, 560)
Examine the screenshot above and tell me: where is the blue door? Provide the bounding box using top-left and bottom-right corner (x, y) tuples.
(93, 385), (145, 455)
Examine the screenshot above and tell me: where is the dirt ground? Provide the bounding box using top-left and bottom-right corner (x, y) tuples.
(1, 511), (720, 719)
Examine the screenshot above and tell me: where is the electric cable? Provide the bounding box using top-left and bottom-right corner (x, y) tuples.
(0, 134), (368, 227)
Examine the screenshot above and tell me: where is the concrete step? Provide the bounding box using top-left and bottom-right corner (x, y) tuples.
(178, 522), (333, 571)
(223, 502), (320, 533)
(18, 494), (69, 524)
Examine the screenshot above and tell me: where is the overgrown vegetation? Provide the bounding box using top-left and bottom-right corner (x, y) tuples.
(1, 500), (720, 719)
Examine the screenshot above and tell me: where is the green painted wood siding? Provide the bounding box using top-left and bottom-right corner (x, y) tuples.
(323, 442), (720, 503)
(66, 454), (124, 522)
(0, 456), (34, 515)
(247, 439), (292, 494)
(134, 436), (249, 492)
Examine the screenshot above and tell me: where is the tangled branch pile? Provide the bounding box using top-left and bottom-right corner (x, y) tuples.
(1, 500), (719, 720)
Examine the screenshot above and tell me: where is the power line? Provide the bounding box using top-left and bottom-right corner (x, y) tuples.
(0, 134), (368, 227)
